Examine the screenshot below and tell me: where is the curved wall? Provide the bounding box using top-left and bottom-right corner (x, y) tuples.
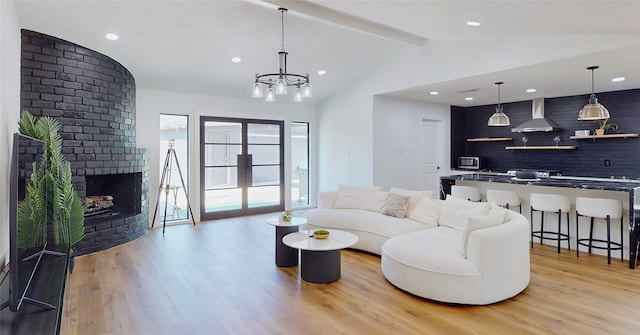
(20, 30), (148, 255)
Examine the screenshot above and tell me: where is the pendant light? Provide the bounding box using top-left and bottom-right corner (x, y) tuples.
(488, 81), (510, 126)
(578, 66), (610, 120)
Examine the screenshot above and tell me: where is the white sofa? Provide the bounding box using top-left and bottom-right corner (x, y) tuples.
(302, 185), (530, 305)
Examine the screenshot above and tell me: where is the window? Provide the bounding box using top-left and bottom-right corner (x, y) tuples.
(158, 114), (190, 222)
(291, 122), (309, 207)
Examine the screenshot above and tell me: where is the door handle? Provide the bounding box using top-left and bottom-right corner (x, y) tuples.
(237, 154), (244, 187)
(246, 154), (253, 187)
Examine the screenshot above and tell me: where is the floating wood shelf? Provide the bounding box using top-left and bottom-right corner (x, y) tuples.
(569, 133), (638, 140)
(467, 137), (513, 142)
(505, 146), (576, 150)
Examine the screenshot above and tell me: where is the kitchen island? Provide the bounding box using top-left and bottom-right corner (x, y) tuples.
(441, 173), (640, 269)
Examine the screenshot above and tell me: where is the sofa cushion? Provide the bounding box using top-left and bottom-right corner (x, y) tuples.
(362, 191), (389, 213)
(382, 193), (411, 218)
(461, 209), (506, 257)
(303, 208), (428, 239)
(382, 227), (480, 276)
(334, 184), (380, 209)
(439, 195), (491, 231)
(408, 197), (443, 227)
(389, 188), (433, 217)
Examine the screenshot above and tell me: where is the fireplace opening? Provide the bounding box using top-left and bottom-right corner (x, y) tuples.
(85, 173), (142, 222)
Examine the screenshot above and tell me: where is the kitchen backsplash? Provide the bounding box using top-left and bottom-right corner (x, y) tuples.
(451, 88), (640, 179)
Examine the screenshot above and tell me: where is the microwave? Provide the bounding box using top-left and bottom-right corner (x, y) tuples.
(458, 156), (484, 170)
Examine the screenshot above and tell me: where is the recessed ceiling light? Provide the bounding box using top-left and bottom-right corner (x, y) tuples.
(526, 88), (537, 93)
(466, 21), (480, 27)
(465, 97), (474, 101)
(611, 77), (625, 82)
(429, 91), (439, 95)
(317, 70), (326, 75)
(231, 57), (242, 63)
(105, 33), (119, 41)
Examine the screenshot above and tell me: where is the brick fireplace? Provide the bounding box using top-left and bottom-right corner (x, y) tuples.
(20, 30), (149, 255)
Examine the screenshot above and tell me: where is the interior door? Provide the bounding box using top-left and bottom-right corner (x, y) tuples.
(421, 119), (443, 197)
(200, 117), (284, 220)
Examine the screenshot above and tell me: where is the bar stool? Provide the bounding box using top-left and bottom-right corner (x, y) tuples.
(486, 189), (521, 213)
(575, 197), (623, 264)
(530, 193), (571, 253)
(450, 185), (481, 202)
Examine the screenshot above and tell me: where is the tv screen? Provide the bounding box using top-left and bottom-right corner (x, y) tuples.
(4, 133), (47, 312)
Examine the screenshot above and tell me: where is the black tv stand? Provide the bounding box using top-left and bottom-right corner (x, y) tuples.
(0, 244), (70, 335)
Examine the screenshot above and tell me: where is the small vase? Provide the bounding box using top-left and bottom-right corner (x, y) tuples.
(595, 129), (605, 136)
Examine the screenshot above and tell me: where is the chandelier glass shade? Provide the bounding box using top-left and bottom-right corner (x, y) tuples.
(488, 81), (510, 126)
(252, 8), (312, 102)
(578, 66), (610, 120)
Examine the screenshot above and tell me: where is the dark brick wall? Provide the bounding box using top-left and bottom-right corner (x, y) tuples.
(20, 30), (148, 255)
(451, 89), (640, 179)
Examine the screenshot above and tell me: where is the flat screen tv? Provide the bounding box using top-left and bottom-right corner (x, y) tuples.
(1, 133), (63, 312)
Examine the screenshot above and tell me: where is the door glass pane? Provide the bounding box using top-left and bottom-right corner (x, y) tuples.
(248, 123), (280, 144)
(291, 122), (309, 207)
(158, 114), (189, 222)
(204, 144), (241, 166)
(205, 122), (242, 143)
(251, 166), (280, 186)
(205, 189), (242, 212)
(248, 145), (280, 165)
(248, 186), (280, 208)
(204, 167), (238, 189)
(203, 121), (243, 214)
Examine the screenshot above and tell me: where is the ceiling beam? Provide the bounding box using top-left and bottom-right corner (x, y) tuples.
(247, 0), (427, 47)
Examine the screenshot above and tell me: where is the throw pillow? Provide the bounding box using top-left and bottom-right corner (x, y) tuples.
(439, 195), (491, 231)
(382, 193), (411, 218)
(461, 210), (506, 257)
(408, 197), (443, 227)
(362, 191), (389, 212)
(389, 188), (433, 217)
(334, 184), (381, 209)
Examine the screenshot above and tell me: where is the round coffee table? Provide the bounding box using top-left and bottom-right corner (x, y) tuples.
(282, 229), (359, 283)
(266, 216), (307, 267)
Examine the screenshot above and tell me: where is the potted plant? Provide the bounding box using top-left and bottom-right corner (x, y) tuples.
(18, 110), (85, 271)
(594, 119), (618, 136)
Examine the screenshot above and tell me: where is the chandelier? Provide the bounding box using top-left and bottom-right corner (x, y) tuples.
(252, 7), (312, 102)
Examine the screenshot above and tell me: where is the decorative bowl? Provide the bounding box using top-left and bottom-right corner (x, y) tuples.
(313, 230), (330, 239)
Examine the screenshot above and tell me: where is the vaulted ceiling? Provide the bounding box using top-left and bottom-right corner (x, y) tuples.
(14, 0), (640, 107)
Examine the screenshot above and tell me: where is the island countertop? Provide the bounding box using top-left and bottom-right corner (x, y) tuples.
(442, 172), (640, 193)
(440, 173), (640, 269)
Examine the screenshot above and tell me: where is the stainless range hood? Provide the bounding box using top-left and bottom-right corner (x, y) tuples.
(511, 98), (561, 132)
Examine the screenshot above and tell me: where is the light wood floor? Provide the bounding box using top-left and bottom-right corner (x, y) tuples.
(61, 213), (640, 335)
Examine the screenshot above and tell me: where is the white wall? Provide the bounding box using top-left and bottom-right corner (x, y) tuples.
(372, 96), (450, 191)
(136, 89), (318, 224)
(0, 0), (21, 266)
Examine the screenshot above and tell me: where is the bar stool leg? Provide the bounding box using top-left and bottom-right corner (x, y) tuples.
(540, 211), (545, 245)
(620, 216), (624, 262)
(576, 212), (580, 257)
(566, 212), (570, 251)
(530, 208), (534, 249)
(557, 209), (562, 253)
(606, 214), (612, 264)
(589, 218), (594, 254)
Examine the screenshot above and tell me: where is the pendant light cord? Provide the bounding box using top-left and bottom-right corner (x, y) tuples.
(280, 8), (286, 52)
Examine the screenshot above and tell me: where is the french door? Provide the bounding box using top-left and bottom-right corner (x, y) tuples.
(200, 117), (284, 220)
